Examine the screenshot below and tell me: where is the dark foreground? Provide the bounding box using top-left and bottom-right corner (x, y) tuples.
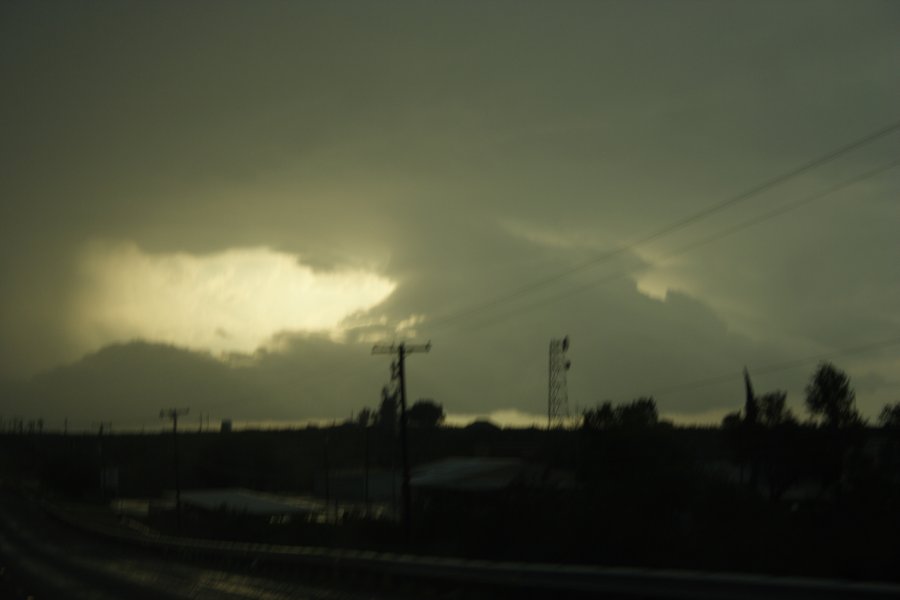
(3, 488), (900, 600)
(0, 489), (393, 600)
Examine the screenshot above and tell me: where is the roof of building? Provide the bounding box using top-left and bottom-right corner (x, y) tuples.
(180, 489), (322, 515)
(411, 457), (525, 491)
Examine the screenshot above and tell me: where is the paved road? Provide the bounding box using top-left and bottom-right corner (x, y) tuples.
(0, 491), (385, 600)
(6, 489), (898, 600)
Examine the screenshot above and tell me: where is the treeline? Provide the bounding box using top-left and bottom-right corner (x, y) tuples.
(412, 362), (900, 579)
(353, 387), (446, 431)
(719, 362), (900, 503)
(236, 360), (899, 580)
(2, 361), (899, 580)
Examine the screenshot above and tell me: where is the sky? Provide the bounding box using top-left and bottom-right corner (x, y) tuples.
(2, 1), (900, 431)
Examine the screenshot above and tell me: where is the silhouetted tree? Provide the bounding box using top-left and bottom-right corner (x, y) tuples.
(743, 368), (759, 426)
(724, 373), (799, 497)
(377, 385), (398, 434)
(721, 409), (747, 480)
(878, 402), (900, 475)
(740, 369), (763, 488)
(804, 363), (865, 496)
(618, 397), (658, 429)
(805, 362), (862, 428)
(722, 417), (754, 482)
(756, 391), (800, 501)
(407, 399), (445, 428)
(356, 407), (374, 427)
(758, 391), (794, 427)
(583, 397), (658, 431)
(582, 401), (616, 431)
(879, 402), (900, 429)
(722, 411), (742, 429)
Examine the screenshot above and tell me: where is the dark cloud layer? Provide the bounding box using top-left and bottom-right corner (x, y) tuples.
(2, 1), (899, 425)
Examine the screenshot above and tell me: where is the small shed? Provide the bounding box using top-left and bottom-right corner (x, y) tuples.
(180, 488), (322, 520)
(412, 457), (526, 492)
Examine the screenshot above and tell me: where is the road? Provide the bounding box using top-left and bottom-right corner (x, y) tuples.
(0, 490), (386, 600)
(4, 488), (898, 600)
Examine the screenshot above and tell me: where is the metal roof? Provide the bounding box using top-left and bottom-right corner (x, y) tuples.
(411, 457), (524, 491)
(180, 489), (322, 515)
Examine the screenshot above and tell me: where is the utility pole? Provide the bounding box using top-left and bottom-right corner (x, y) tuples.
(160, 408), (189, 530)
(372, 341), (431, 540)
(548, 336), (571, 429)
(92, 420), (111, 497)
(363, 422), (370, 518)
(323, 431), (331, 521)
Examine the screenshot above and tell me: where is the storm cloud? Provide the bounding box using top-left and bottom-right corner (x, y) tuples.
(2, 1), (899, 430)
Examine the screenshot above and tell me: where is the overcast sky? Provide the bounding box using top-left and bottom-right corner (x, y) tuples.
(2, 1), (899, 430)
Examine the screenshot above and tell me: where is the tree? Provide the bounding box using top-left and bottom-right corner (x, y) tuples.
(804, 362), (861, 428)
(617, 397), (658, 429)
(756, 391), (800, 501)
(376, 385), (398, 433)
(722, 411), (742, 430)
(804, 363), (866, 496)
(724, 373), (797, 496)
(407, 399), (445, 428)
(583, 397), (658, 431)
(879, 402), (900, 429)
(878, 402), (900, 473)
(583, 401), (616, 431)
(740, 369), (763, 488)
(758, 391), (794, 427)
(356, 407), (374, 428)
(743, 367), (759, 426)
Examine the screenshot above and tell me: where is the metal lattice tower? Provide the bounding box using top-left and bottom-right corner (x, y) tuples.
(548, 336), (571, 429)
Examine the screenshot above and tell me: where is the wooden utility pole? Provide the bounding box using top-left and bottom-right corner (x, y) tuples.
(323, 431), (331, 521)
(363, 423), (370, 517)
(160, 408), (189, 530)
(372, 341), (430, 540)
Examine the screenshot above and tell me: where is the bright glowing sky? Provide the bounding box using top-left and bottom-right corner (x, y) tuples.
(71, 242), (395, 354)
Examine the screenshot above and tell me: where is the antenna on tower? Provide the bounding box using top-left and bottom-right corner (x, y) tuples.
(548, 335), (571, 429)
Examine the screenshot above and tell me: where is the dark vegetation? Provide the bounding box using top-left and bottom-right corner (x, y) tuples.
(2, 362), (900, 581)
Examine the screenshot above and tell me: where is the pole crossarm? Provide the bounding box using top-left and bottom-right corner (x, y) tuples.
(160, 408), (189, 420)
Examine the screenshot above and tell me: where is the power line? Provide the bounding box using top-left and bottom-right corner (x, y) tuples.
(421, 119), (900, 333)
(451, 156), (900, 333)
